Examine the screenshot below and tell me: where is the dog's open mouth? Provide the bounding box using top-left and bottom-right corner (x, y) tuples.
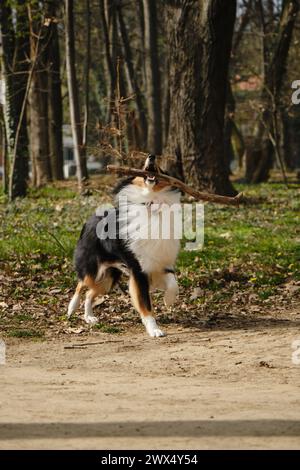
(144, 160), (158, 184)
(147, 175), (156, 181)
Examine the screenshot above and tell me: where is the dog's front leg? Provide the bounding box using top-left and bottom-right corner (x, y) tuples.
(129, 271), (165, 338)
(163, 272), (179, 307)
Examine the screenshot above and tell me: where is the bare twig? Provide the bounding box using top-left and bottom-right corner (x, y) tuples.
(64, 340), (124, 349)
(107, 165), (244, 206)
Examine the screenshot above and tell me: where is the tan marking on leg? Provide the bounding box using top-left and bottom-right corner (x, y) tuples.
(75, 281), (83, 294)
(83, 275), (97, 289)
(84, 273), (114, 296)
(129, 275), (152, 317)
(128, 274), (165, 336)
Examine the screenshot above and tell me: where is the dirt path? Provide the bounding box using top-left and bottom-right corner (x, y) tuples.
(1, 322), (300, 450)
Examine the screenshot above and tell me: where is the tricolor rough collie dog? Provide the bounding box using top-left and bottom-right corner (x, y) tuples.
(67, 155), (181, 337)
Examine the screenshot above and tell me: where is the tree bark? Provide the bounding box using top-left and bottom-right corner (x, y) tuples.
(0, 104), (8, 192)
(143, 0), (162, 154)
(99, 0), (115, 95)
(28, 5), (52, 187)
(47, 0), (64, 181)
(82, 0), (91, 151)
(65, 0), (88, 184)
(0, 0), (30, 199)
(165, 0), (237, 196)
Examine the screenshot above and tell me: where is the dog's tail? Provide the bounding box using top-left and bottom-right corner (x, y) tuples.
(67, 281), (83, 318)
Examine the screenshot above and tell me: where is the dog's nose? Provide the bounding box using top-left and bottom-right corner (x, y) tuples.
(148, 154), (155, 162)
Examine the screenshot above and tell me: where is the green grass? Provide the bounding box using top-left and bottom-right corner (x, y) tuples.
(177, 183), (300, 290)
(7, 329), (44, 339)
(14, 314), (33, 322)
(258, 288), (277, 300)
(93, 323), (122, 334)
(0, 181), (299, 304)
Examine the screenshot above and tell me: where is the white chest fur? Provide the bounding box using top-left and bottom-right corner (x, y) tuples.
(117, 184), (181, 273)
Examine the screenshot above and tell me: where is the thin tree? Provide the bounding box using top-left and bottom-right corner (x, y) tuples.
(47, 0), (64, 181)
(28, 1), (52, 187)
(65, 0), (88, 185)
(99, 0), (115, 123)
(143, 0), (162, 154)
(0, 0), (30, 199)
(82, 0), (91, 152)
(165, 0), (237, 196)
(224, 0), (253, 171)
(245, 0), (299, 183)
(117, 2), (148, 148)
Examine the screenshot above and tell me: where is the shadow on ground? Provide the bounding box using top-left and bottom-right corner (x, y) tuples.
(1, 420), (300, 440)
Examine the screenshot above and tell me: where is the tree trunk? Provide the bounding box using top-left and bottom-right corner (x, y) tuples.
(99, 0), (115, 96)
(28, 8), (52, 188)
(117, 3), (148, 148)
(246, 0), (299, 183)
(29, 71), (51, 187)
(137, 0), (146, 87)
(0, 104), (8, 192)
(65, 0), (88, 184)
(224, 0), (252, 172)
(99, 0), (117, 125)
(165, 0), (237, 196)
(47, 1), (64, 181)
(143, 0), (162, 154)
(0, 0), (30, 199)
(82, 0), (91, 151)
(224, 81), (236, 174)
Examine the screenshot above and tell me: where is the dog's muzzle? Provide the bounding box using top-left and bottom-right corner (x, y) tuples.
(144, 154), (158, 184)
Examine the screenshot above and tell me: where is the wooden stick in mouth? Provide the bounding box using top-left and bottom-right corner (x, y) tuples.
(107, 165), (244, 207)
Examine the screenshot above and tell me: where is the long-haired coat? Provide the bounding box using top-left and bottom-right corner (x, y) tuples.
(67, 155), (181, 337)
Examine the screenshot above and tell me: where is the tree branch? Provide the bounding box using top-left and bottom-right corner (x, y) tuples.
(107, 165), (244, 207)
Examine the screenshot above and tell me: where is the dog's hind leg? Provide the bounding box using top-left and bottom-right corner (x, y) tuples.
(67, 281), (83, 318)
(83, 273), (115, 325)
(129, 271), (165, 338)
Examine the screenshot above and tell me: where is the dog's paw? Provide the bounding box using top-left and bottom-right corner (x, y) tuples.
(148, 327), (166, 338)
(84, 315), (98, 325)
(143, 316), (165, 338)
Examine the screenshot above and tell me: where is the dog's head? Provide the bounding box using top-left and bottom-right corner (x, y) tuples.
(142, 154), (163, 187)
(113, 154), (177, 201)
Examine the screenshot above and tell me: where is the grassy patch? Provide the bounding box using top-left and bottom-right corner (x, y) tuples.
(7, 329), (44, 339)
(258, 288), (277, 300)
(178, 183), (300, 290)
(93, 323), (122, 334)
(14, 314), (33, 322)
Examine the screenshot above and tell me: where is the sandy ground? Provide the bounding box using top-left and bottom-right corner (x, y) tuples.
(1, 322), (300, 450)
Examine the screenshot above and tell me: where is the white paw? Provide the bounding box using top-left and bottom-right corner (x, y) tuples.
(148, 328), (165, 338)
(84, 315), (98, 325)
(142, 316), (165, 338)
